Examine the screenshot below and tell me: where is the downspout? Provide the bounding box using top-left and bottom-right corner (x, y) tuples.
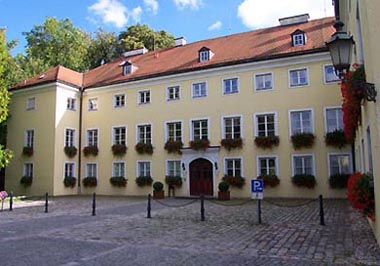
(77, 81), (84, 194)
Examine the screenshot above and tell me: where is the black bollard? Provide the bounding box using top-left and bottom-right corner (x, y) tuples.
(92, 192), (96, 216)
(9, 192), (13, 211)
(147, 194), (151, 218)
(319, 195), (325, 226)
(200, 194), (205, 221)
(257, 199), (262, 224)
(44, 193), (48, 213)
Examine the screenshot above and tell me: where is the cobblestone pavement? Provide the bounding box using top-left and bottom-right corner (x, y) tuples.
(0, 196), (379, 266)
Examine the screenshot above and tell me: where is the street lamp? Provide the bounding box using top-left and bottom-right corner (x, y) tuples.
(326, 20), (377, 102)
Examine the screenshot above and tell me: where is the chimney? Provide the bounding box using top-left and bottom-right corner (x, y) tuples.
(279, 14), (310, 26)
(123, 47), (148, 58)
(175, 37), (187, 47)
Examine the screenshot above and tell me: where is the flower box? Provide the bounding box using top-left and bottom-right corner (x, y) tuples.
(135, 142), (154, 155)
(20, 176), (33, 187)
(164, 140), (183, 154)
(165, 176), (182, 187)
(254, 136), (279, 149)
(220, 137), (243, 151)
(222, 175), (245, 188)
(136, 176), (153, 187)
(82, 176), (97, 187)
(329, 173), (350, 189)
(22, 146), (33, 157)
(291, 174), (316, 189)
(64, 146), (78, 158)
(63, 176), (77, 188)
(291, 132), (315, 150)
(189, 139), (210, 151)
(83, 145), (99, 157)
(110, 176), (127, 187)
(112, 144), (127, 156)
(325, 130), (347, 149)
(257, 175), (280, 188)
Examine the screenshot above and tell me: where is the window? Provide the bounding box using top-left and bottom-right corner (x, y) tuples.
(292, 155), (314, 175)
(255, 73), (273, 91)
(64, 162), (75, 177)
(258, 156), (277, 176)
(223, 78), (238, 94)
(25, 130), (34, 148)
(166, 122), (182, 141)
(86, 163), (97, 178)
(138, 161), (151, 177)
(67, 98), (76, 111)
(86, 129), (98, 146)
(88, 98), (98, 111)
(123, 63), (132, 75)
(192, 119), (208, 140)
(289, 68), (308, 87)
(137, 125), (152, 144)
(290, 110), (313, 134)
(65, 128), (75, 147)
(255, 113), (276, 137)
(223, 116), (241, 139)
(114, 94), (125, 108)
(26, 97), (36, 110)
(113, 126), (126, 145)
(324, 65), (339, 83)
(329, 154), (351, 176)
(167, 160), (181, 177)
(293, 34), (305, 46)
(225, 158), (242, 177)
(367, 126), (373, 173)
(139, 90), (151, 104)
(167, 86), (180, 101)
(23, 163), (34, 177)
(192, 82), (207, 98)
(325, 107), (343, 132)
(113, 162), (125, 177)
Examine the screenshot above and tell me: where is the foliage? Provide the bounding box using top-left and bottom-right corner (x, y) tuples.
(347, 172), (375, 220)
(164, 140), (183, 154)
(135, 176), (153, 187)
(291, 132), (315, 150)
(220, 137), (243, 151)
(325, 129), (347, 149)
(112, 144), (127, 156)
(63, 176), (77, 188)
(165, 176), (182, 187)
(20, 176), (33, 187)
(22, 146), (34, 157)
(218, 181), (230, 192)
(222, 175), (245, 188)
(83, 145), (98, 156)
(64, 146), (77, 158)
(82, 176), (97, 187)
(135, 142), (154, 155)
(110, 176), (127, 187)
(254, 136), (279, 149)
(189, 139), (210, 151)
(329, 173), (350, 189)
(291, 174), (316, 189)
(257, 175), (280, 188)
(153, 181), (164, 192)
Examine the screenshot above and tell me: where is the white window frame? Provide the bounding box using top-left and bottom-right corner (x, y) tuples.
(112, 161), (126, 177)
(190, 118), (209, 141)
(327, 153), (352, 177)
(254, 72), (274, 91)
(224, 157), (244, 177)
(26, 97), (36, 110)
(291, 154), (315, 176)
(113, 94), (126, 108)
(324, 106), (343, 133)
(137, 160), (152, 177)
(254, 112), (278, 137)
(88, 98), (98, 111)
(138, 90), (151, 105)
(85, 163), (98, 178)
(67, 97), (76, 111)
(256, 155), (279, 177)
(112, 125), (127, 145)
(288, 67), (309, 87)
(166, 85), (181, 101)
(222, 77), (239, 95)
(24, 129), (35, 148)
(293, 34), (305, 46)
(23, 162), (34, 177)
(166, 160), (182, 177)
(221, 115), (243, 139)
(86, 128), (99, 146)
(199, 50), (210, 62)
(136, 124), (153, 144)
(288, 108), (314, 136)
(165, 120), (183, 142)
(323, 64), (340, 84)
(191, 81), (207, 98)
(64, 162), (76, 178)
(64, 128), (76, 147)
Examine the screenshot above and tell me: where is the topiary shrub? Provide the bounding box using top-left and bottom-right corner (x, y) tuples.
(153, 181), (164, 192)
(63, 176), (77, 188)
(292, 174), (316, 188)
(218, 181), (230, 192)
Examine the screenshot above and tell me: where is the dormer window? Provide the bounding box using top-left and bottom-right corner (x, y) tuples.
(120, 61), (137, 75)
(198, 47), (214, 62)
(291, 30), (306, 46)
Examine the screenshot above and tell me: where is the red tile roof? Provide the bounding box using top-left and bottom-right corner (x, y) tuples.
(11, 17), (335, 91)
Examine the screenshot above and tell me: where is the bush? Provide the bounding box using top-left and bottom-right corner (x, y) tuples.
(291, 174), (316, 188)
(82, 176), (97, 187)
(220, 137), (243, 151)
(165, 176), (182, 187)
(329, 173), (350, 189)
(22, 146), (33, 157)
(291, 132), (315, 150)
(257, 175), (280, 188)
(189, 139), (210, 151)
(112, 144), (127, 156)
(83, 146), (99, 156)
(135, 142), (154, 155)
(20, 176), (33, 187)
(325, 130), (347, 149)
(110, 176), (127, 187)
(218, 181), (230, 192)
(164, 140), (183, 154)
(153, 181), (164, 192)
(136, 176), (153, 187)
(254, 136), (279, 149)
(64, 146), (78, 158)
(63, 176), (77, 188)
(222, 175), (245, 188)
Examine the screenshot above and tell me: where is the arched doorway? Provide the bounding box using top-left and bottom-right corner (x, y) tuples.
(189, 158), (213, 196)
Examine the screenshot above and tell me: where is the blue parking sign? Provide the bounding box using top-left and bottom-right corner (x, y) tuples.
(251, 179), (264, 193)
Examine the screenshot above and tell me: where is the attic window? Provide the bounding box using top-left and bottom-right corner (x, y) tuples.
(39, 74), (46, 79)
(121, 61), (135, 75)
(291, 30), (306, 46)
(198, 47), (214, 62)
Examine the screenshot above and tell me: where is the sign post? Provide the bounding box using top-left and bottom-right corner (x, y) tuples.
(251, 179), (264, 224)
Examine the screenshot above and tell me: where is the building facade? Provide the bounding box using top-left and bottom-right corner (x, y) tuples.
(6, 15), (350, 199)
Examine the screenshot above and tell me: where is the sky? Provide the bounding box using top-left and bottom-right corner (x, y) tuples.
(0, 0), (334, 55)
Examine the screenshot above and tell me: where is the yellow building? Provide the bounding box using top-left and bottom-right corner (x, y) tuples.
(6, 14), (350, 199)
(334, 0), (380, 244)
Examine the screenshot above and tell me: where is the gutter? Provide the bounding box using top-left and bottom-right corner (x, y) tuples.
(77, 78), (84, 194)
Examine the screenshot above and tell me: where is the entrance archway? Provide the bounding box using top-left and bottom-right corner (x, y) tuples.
(189, 158), (213, 196)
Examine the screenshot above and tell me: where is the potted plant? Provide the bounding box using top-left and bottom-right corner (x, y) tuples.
(135, 142), (154, 155)
(220, 137), (243, 151)
(83, 145), (99, 156)
(153, 181), (165, 199)
(110, 176), (127, 187)
(257, 174), (280, 188)
(325, 129), (347, 149)
(291, 132), (315, 150)
(165, 176), (182, 187)
(63, 176), (77, 188)
(254, 136), (279, 149)
(189, 139), (210, 151)
(291, 174), (316, 188)
(22, 146), (33, 157)
(218, 181), (230, 201)
(136, 176), (153, 187)
(82, 176), (97, 187)
(64, 146), (78, 158)
(20, 176), (33, 187)
(222, 175), (245, 188)
(112, 144), (127, 156)
(164, 140), (183, 154)
(329, 173), (350, 189)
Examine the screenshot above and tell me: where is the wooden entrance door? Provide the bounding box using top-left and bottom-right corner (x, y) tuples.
(189, 158), (213, 196)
